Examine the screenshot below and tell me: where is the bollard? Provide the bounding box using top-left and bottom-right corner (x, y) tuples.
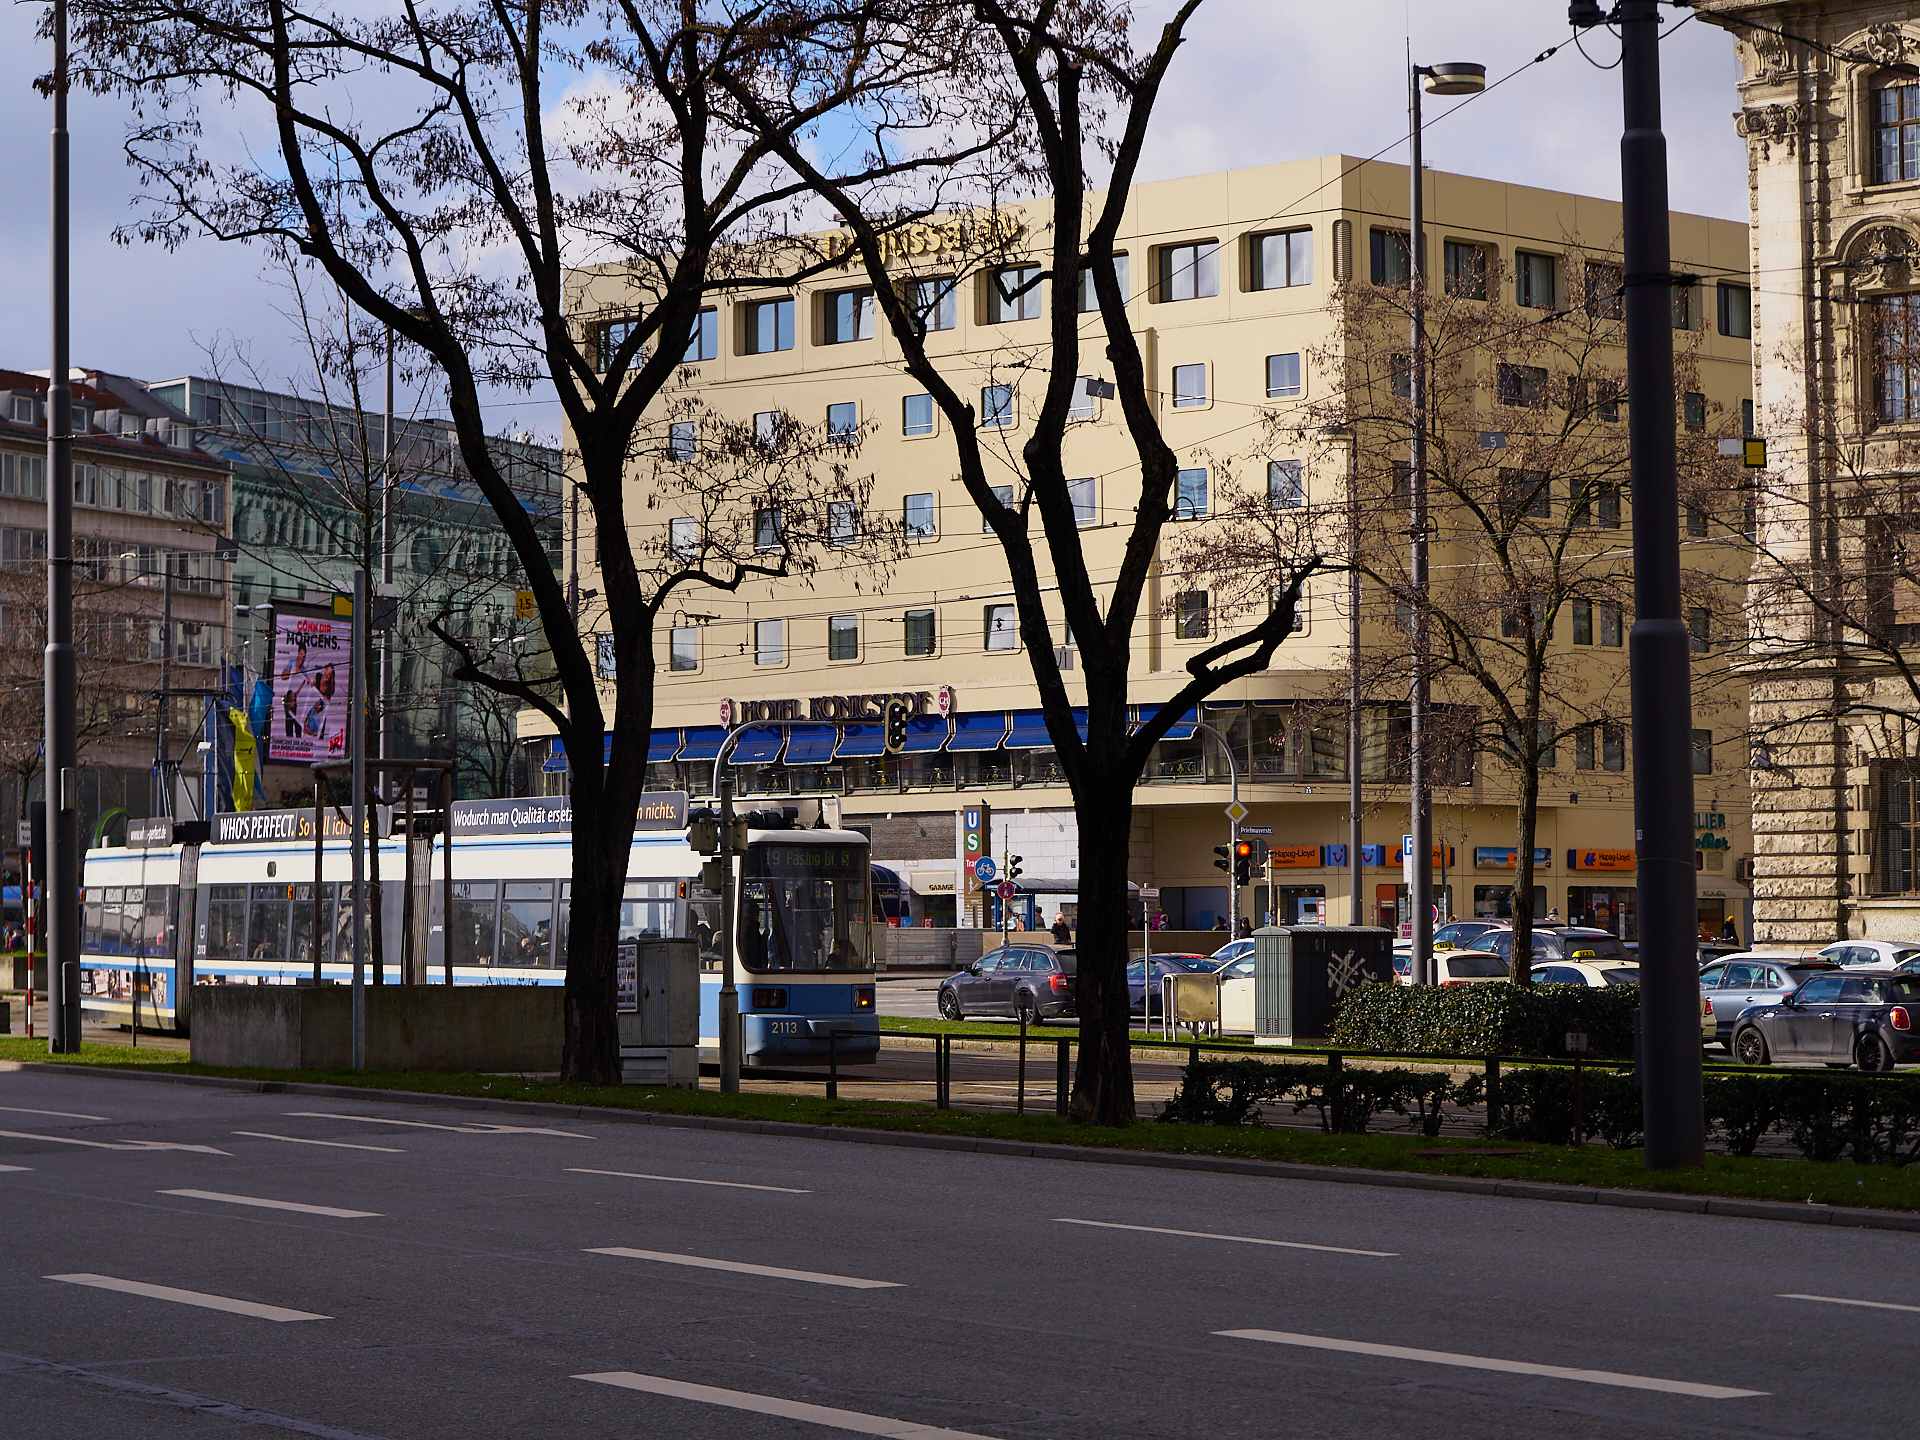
(1572, 1052), (1584, 1148)
(1016, 1014), (1028, 1116)
(1327, 1050), (1346, 1132)
(936, 1034), (949, 1110)
(1485, 1056), (1501, 1135)
(827, 1029), (839, 1101)
(1056, 1038), (1070, 1116)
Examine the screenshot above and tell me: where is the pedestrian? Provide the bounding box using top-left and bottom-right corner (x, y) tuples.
(1212, 915), (1228, 932)
(1050, 912), (1071, 944)
(1720, 916), (1739, 944)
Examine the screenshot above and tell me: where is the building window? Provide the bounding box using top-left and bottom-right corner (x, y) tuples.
(1572, 600), (1594, 645)
(1158, 241), (1219, 302)
(1742, 398), (1755, 436)
(1068, 475), (1096, 525)
(1266, 352), (1303, 400)
(981, 384), (1015, 429)
(1496, 363), (1548, 408)
(746, 297), (795, 353)
(824, 287), (876, 344)
(1175, 467), (1208, 520)
(828, 614), (859, 662)
(984, 484), (1014, 532)
(1443, 240), (1487, 299)
(669, 626), (699, 671)
(1688, 606), (1711, 654)
(1076, 254), (1129, 313)
(1685, 503), (1708, 537)
(669, 516), (698, 560)
(684, 308), (718, 362)
(1873, 74), (1920, 185)
(1172, 363), (1208, 408)
(1250, 228), (1312, 290)
(1602, 723), (1626, 772)
(1268, 459), (1304, 509)
(753, 508), (784, 553)
(595, 317), (637, 371)
(1584, 262), (1623, 320)
(1175, 590), (1210, 639)
(754, 618), (784, 666)
(1515, 251), (1556, 308)
(911, 278), (957, 332)
(1575, 726), (1595, 771)
(1068, 376), (1097, 420)
(1683, 391), (1707, 431)
(827, 401), (858, 444)
(1717, 283), (1751, 339)
(1875, 294), (1920, 422)
(753, 410), (780, 447)
(1391, 461), (1412, 508)
(988, 265), (1042, 322)
(1500, 468), (1550, 520)
(1881, 768), (1920, 892)
(1691, 728), (1713, 775)
(1574, 483), (1622, 529)
(1599, 602), (1623, 647)
(902, 393), (935, 438)
(1370, 228), (1412, 287)
(1671, 281), (1695, 330)
(984, 604), (1018, 651)
(904, 608), (936, 656)
(904, 493), (937, 540)
(1390, 353), (1413, 401)
(828, 499), (857, 546)
(668, 421), (696, 460)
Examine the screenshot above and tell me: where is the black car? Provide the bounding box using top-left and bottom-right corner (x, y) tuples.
(939, 944), (1075, 1025)
(1732, 971), (1920, 1071)
(1465, 926), (1632, 965)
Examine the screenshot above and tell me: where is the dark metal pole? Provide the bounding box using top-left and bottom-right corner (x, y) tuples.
(380, 326), (394, 774)
(441, 766), (453, 985)
(718, 774), (740, 1092)
(1612, 0), (1705, 1168)
(312, 775), (323, 985)
(1347, 432), (1364, 925)
(155, 566), (172, 817)
(45, 0), (80, 1054)
(1407, 64), (1434, 985)
(349, 568), (367, 1069)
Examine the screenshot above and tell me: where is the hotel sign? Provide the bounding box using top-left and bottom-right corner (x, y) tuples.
(828, 213), (1022, 269)
(724, 689), (942, 724)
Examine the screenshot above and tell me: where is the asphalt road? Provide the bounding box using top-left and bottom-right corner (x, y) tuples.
(0, 1066), (1911, 1439)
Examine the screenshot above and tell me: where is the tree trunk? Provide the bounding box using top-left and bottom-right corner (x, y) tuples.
(558, 780), (628, 1085)
(1069, 776), (1136, 1125)
(1510, 752), (1540, 985)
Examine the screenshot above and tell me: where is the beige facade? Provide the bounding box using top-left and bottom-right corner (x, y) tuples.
(1703, 5), (1920, 944)
(544, 157), (1754, 939)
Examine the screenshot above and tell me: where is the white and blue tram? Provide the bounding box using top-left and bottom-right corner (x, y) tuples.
(79, 797), (879, 1065)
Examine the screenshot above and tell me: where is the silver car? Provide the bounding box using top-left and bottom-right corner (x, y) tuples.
(1697, 955), (1839, 1049)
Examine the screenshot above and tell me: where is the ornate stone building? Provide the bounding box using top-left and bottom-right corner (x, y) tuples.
(1704, 5), (1920, 942)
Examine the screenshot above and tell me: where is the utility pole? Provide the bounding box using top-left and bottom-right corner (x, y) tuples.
(379, 327), (395, 777)
(349, 567), (367, 1070)
(154, 563), (173, 816)
(1345, 429), (1364, 926)
(717, 773), (740, 1093)
(44, 0), (80, 1053)
(1574, 0), (1704, 1167)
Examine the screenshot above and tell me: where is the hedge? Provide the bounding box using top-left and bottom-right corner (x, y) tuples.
(1158, 1058), (1483, 1135)
(1329, 980), (1639, 1059)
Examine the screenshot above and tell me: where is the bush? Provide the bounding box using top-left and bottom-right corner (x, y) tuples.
(1331, 980), (1638, 1059)
(1487, 1066), (1643, 1149)
(1158, 1057), (1482, 1136)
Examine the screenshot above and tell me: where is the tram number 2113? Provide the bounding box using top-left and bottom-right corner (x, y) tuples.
(767, 1019), (804, 1036)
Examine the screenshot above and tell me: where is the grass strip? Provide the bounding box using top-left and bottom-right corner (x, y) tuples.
(6, 1036), (1918, 1213)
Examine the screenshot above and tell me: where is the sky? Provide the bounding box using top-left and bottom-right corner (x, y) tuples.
(0, 3), (1748, 440)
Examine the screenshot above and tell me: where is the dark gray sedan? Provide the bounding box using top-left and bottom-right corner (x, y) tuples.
(939, 944), (1075, 1026)
(1732, 971), (1920, 1071)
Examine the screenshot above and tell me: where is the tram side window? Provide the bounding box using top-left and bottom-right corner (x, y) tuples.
(500, 881), (555, 967)
(452, 882), (498, 967)
(142, 886), (172, 958)
(249, 884), (290, 961)
(83, 887), (108, 952)
(288, 884), (316, 967)
(619, 881), (679, 942)
(206, 885), (248, 959)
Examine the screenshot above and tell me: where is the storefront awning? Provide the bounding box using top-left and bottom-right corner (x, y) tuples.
(834, 722), (885, 758)
(1135, 705), (1199, 741)
(783, 725), (837, 766)
(646, 728), (681, 764)
(949, 712), (1010, 751)
(678, 725), (727, 762)
(729, 726), (785, 764)
(900, 715), (950, 753)
(1006, 708), (1089, 749)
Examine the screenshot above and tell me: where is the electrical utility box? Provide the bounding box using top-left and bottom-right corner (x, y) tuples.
(1253, 925), (1395, 1045)
(617, 938), (699, 1086)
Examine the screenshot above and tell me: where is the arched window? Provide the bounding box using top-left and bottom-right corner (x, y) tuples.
(1873, 292), (1920, 422)
(1872, 72), (1920, 184)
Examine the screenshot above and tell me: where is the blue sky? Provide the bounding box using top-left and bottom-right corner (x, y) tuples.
(0, 2), (1747, 438)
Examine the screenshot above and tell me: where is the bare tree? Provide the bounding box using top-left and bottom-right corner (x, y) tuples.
(67, 0), (981, 1080)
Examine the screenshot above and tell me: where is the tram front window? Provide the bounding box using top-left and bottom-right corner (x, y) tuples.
(738, 843), (871, 973)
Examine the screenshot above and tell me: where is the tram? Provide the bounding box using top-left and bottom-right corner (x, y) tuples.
(78, 796), (880, 1065)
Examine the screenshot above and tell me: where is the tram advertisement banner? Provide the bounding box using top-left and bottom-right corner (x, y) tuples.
(267, 611), (352, 763)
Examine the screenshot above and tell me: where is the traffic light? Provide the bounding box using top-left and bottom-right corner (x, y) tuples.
(1007, 853), (1024, 881)
(1212, 845), (1231, 875)
(1233, 839), (1256, 886)
(883, 698), (910, 753)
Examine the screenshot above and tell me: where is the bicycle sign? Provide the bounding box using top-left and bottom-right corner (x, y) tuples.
(973, 856), (997, 883)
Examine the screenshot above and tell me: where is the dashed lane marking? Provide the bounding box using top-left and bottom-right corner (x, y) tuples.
(284, 1111), (588, 1138)
(0, 1104), (110, 1121)
(1055, 1217), (1395, 1257)
(575, 1372), (999, 1437)
(585, 1247), (901, 1289)
(0, 1127), (229, 1155)
(159, 1189), (381, 1219)
(1780, 1293), (1920, 1315)
(233, 1131), (406, 1153)
(47, 1273), (328, 1322)
(567, 1168), (811, 1194)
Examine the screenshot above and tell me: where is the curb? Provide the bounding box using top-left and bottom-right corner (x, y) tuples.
(17, 1062), (1920, 1235)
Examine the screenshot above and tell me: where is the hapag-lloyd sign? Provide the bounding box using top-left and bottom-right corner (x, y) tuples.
(723, 686), (953, 726)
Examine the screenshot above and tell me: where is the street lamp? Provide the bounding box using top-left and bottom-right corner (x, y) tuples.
(1406, 58), (1484, 985)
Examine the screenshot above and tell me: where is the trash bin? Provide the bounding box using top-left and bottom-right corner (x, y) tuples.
(1253, 925), (1395, 1044)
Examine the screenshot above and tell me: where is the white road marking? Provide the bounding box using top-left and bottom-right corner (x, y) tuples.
(47, 1273), (328, 1322)
(1055, 1217), (1395, 1257)
(575, 1372), (998, 1437)
(0, 1164), (32, 1172)
(1217, 1330), (1766, 1399)
(567, 1167), (811, 1194)
(1780, 1292), (1920, 1315)
(0, 1104), (109, 1121)
(158, 1189), (381, 1219)
(284, 1111), (587, 1138)
(233, 1130), (405, 1153)
(586, 1247), (901, 1290)
(0, 1127), (229, 1155)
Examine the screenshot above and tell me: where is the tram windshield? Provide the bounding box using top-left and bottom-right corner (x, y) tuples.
(737, 841), (872, 973)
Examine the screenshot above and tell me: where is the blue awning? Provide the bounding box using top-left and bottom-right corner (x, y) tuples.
(948, 713), (1008, 752)
(784, 725), (836, 765)
(1005, 708), (1090, 750)
(834, 722), (885, 758)
(678, 725), (727, 762)
(900, 715), (950, 753)
(1137, 706), (1199, 741)
(647, 728), (680, 763)
(730, 726), (784, 764)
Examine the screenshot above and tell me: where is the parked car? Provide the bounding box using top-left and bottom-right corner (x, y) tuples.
(1432, 920), (1502, 950)
(1464, 926), (1631, 966)
(1696, 954), (1839, 1048)
(939, 944), (1076, 1025)
(1701, 990), (1717, 1043)
(1394, 949), (1510, 985)
(1815, 940), (1920, 969)
(1731, 971), (1920, 1071)
(1528, 961), (1641, 987)
(1697, 942), (1745, 968)
(1206, 938), (1255, 969)
(1129, 954), (1210, 1016)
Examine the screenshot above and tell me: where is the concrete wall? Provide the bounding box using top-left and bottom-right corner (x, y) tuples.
(191, 985), (564, 1073)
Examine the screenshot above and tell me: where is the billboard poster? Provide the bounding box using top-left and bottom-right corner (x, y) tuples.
(267, 611), (351, 763)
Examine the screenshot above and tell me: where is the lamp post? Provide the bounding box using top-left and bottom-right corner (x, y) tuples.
(1407, 58), (1485, 983)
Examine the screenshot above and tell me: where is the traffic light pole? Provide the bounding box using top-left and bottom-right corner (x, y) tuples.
(1192, 722), (1242, 934)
